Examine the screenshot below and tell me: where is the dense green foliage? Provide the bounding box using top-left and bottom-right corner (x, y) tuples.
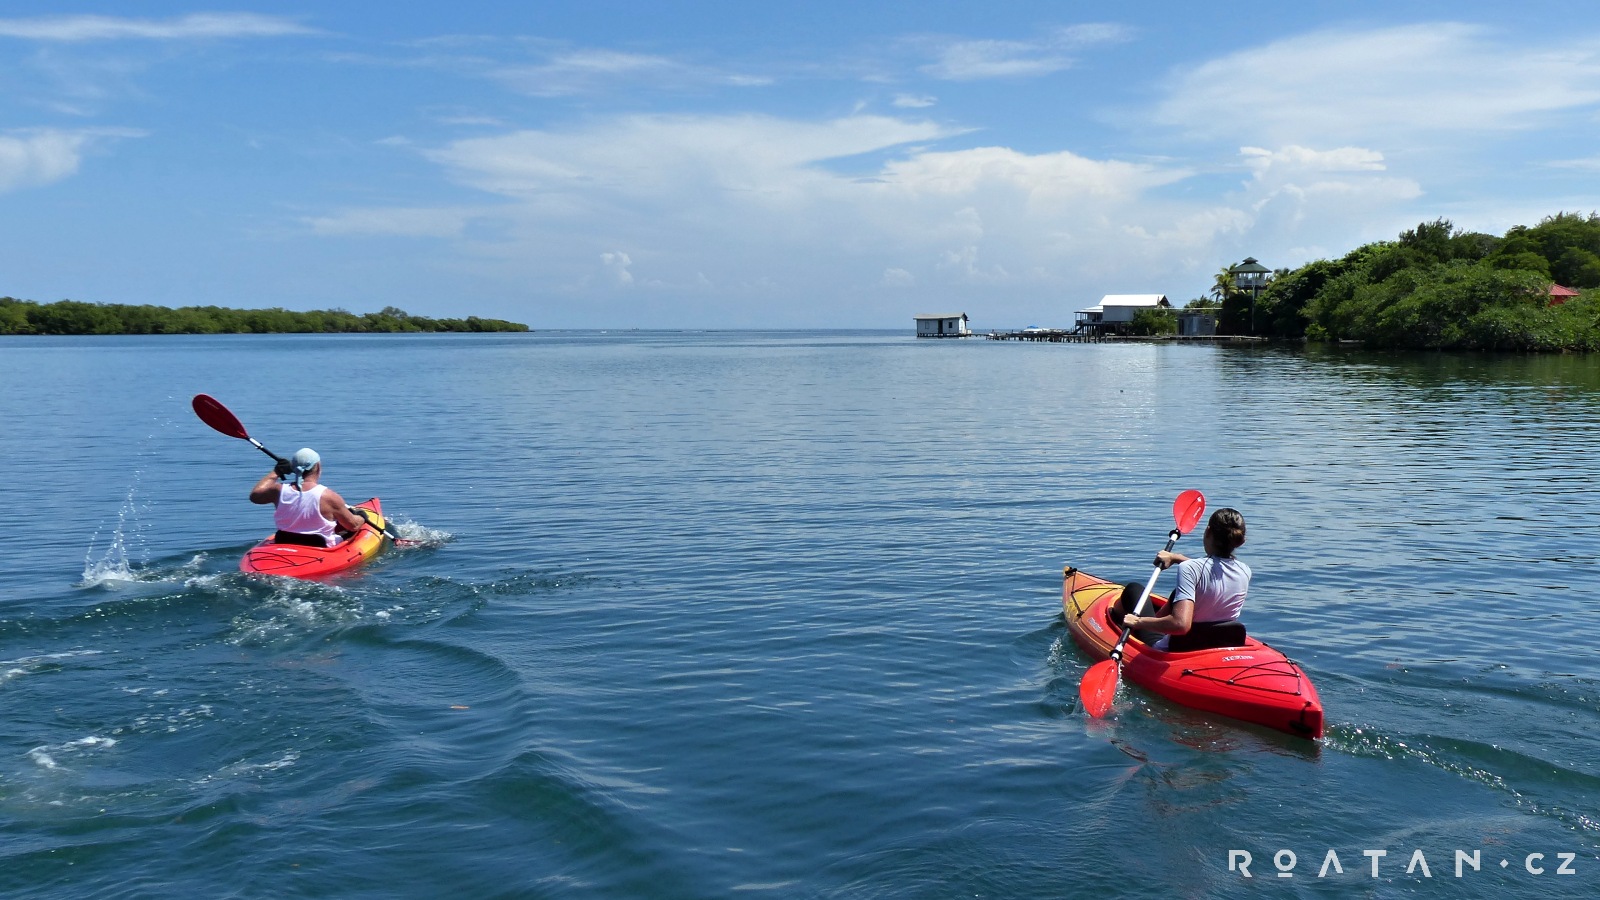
(1129, 307), (1177, 336)
(1238, 213), (1600, 350)
(0, 299), (528, 335)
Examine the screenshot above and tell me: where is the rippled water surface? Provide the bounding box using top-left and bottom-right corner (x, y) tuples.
(3, 331), (1599, 897)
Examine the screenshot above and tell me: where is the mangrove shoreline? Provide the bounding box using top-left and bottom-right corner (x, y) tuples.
(0, 298), (528, 335)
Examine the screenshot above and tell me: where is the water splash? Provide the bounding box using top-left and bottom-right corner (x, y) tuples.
(81, 476), (152, 587)
(390, 516), (453, 548)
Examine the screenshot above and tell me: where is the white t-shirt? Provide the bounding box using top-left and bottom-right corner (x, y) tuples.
(1171, 555), (1250, 623)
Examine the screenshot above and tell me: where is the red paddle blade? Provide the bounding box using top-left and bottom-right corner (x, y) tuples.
(1173, 489), (1206, 534)
(192, 394), (249, 440)
(1079, 659), (1120, 718)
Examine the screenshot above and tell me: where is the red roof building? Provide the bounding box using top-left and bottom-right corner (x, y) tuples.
(1549, 284), (1581, 305)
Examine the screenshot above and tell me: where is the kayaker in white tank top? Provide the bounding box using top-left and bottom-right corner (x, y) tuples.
(247, 447), (367, 547)
(274, 483), (341, 547)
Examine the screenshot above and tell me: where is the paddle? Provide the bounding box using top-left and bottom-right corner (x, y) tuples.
(1079, 489), (1207, 718)
(191, 393), (402, 542)
(192, 393), (286, 466)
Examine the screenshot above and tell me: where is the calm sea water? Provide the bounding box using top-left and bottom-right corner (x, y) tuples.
(2, 331), (1598, 898)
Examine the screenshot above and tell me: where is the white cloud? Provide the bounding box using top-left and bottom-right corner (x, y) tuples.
(0, 13), (316, 42)
(893, 94), (937, 108)
(0, 128), (139, 192)
(1236, 145), (1421, 236)
(1156, 24), (1600, 145)
(396, 115), (1223, 303)
(0, 131), (85, 191)
(937, 244), (1010, 282)
(880, 145), (1186, 200)
(601, 251), (634, 285)
(313, 109), (1439, 323)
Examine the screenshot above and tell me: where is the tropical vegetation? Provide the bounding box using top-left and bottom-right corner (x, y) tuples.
(1129, 307), (1177, 336)
(0, 299), (528, 335)
(1227, 213), (1600, 350)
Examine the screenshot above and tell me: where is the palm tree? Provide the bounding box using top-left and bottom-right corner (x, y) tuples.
(1211, 269), (1238, 304)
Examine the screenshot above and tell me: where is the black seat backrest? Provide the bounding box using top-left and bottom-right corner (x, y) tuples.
(273, 529), (329, 548)
(1166, 620), (1248, 652)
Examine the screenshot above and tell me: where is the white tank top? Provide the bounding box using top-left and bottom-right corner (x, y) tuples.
(275, 483), (341, 547)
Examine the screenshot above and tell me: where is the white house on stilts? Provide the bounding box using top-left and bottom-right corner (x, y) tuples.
(1073, 295), (1170, 336)
(913, 313), (972, 338)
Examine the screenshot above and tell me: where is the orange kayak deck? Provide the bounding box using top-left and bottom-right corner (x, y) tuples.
(1063, 566), (1323, 739)
(240, 497), (391, 579)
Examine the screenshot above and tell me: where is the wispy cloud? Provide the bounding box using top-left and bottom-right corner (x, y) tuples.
(1548, 155), (1600, 171)
(0, 13), (317, 42)
(493, 48), (767, 96)
(881, 267), (915, 287)
(919, 23), (1130, 81)
(1241, 145), (1388, 175)
(924, 39), (1074, 80)
(425, 114), (960, 197)
(1156, 24), (1600, 145)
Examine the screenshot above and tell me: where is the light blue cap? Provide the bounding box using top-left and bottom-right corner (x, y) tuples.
(290, 448), (321, 474)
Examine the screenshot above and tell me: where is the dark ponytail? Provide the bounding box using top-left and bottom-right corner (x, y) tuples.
(1207, 508), (1246, 555)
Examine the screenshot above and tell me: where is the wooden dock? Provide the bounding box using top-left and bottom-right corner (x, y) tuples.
(985, 330), (1267, 345)
(985, 329), (1102, 343)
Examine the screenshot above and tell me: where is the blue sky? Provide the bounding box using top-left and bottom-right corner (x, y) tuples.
(2, 2), (1598, 328)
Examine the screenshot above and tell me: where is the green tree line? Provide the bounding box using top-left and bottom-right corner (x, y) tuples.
(0, 299), (529, 335)
(1233, 213), (1600, 350)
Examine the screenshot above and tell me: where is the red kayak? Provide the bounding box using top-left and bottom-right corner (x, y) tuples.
(1063, 565), (1324, 739)
(240, 498), (392, 578)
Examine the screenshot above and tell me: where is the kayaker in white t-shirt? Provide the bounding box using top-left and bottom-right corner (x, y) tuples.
(1122, 508), (1251, 651)
(248, 448), (367, 548)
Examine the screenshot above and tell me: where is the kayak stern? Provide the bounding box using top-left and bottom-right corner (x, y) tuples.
(240, 497), (391, 579)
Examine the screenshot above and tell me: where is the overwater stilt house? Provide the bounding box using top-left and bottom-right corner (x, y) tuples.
(1073, 295), (1170, 336)
(913, 313), (972, 338)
